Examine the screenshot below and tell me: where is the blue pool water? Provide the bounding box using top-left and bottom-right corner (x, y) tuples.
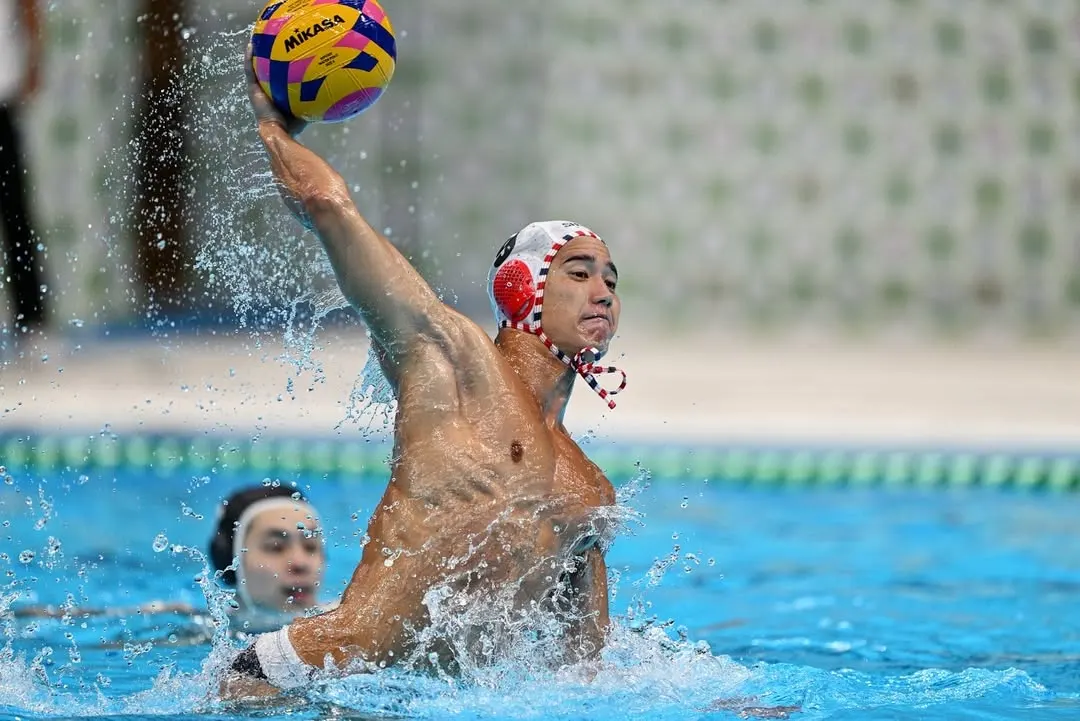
(1, 462), (1078, 720)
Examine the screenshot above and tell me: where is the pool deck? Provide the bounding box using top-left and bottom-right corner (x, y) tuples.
(2, 326), (1079, 451)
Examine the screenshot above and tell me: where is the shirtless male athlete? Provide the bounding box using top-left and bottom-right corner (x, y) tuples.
(223, 49), (628, 695)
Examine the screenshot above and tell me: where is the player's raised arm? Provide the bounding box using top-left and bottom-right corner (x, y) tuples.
(245, 48), (448, 368)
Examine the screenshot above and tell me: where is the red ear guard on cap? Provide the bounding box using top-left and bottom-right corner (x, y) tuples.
(491, 259), (536, 324)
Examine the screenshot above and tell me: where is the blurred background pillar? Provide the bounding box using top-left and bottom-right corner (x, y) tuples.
(131, 0), (192, 322)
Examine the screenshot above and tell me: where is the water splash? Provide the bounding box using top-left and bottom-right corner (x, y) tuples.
(337, 341), (397, 435)
(616, 463), (652, 506)
(90, 19), (400, 427)
(310, 627), (754, 720)
(0, 508), (1074, 719)
(182, 26), (399, 435)
(294, 627), (1067, 721)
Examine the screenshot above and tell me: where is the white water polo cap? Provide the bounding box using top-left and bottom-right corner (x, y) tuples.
(487, 220), (627, 409)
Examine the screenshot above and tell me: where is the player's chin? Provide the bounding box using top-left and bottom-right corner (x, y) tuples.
(578, 317), (614, 347)
(577, 331), (612, 355)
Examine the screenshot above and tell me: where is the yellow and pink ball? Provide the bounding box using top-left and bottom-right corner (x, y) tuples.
(251, 0), (396, 123)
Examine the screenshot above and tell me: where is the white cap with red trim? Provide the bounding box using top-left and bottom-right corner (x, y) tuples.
(487, 220), (627, 409)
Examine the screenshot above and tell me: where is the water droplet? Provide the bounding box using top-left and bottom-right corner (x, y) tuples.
(680, 496), (689, 508)
(152, 533), (169, 553)
(3, 475), (12, 485)
(18, 550), (34, 563)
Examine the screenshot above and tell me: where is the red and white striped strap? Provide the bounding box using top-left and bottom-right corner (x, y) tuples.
(536, 332), (626, 409)
(573, 353), (627, 410)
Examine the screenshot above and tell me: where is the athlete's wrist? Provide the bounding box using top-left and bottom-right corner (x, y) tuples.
(227, 625), (314, 692)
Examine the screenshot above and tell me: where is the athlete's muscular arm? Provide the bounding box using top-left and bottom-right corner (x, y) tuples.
(245, 48), (449, 375)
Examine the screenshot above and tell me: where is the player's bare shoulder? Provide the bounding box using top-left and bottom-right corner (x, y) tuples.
(438, 305), (497, 352)
(428, 306), (515, 387)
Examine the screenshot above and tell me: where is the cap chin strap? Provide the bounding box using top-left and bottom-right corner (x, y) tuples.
(503, 320), (627, 409)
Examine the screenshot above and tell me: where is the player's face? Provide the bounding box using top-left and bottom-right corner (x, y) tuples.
(240, 505), (325, 611)
(541, 237), (620, 357)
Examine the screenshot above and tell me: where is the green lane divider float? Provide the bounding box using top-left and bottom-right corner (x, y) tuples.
(0, 432), (1078, 491)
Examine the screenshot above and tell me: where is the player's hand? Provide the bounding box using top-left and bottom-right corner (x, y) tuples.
(244, 43), (307, 137)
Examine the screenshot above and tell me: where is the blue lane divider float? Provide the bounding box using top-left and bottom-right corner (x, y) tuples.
(0, 432), (1078, 491)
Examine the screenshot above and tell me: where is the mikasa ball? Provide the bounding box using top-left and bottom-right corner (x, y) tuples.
(250, 0), (396, 123)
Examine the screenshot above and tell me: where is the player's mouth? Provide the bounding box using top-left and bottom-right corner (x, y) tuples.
(285, 586), (315, 605)
(580, 313), (611, 335)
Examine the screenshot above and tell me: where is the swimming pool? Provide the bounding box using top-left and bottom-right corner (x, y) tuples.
(1, 438), (1078, 720)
